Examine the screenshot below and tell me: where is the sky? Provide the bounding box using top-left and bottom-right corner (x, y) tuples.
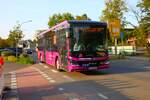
(0, 0), (139, 40)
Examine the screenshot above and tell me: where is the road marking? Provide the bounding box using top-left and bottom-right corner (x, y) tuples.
(51, 69), (58, 73)
(34, 67), (56, 83)
(98, 93), (108, 99)
(11, 80), (17, 83)
(49, 80), (56, 83)
(144, 66), (150, 69)
(46, 77), (52, 80)
(41, 73), (47, 76)
(44, 65), (49, 69)
(58, 87), (64, 91)
(39, 71), (44, 74)
(63, 75), (75, 81)
(39, 63), (43, 65)
(43, 75), (49, 78)
(10, 70), (19, 100)
(11, 77), (17, 81)
(69, 98), (79, 100)
(10, 71), (16, 74)
(11, 83), (17, 86)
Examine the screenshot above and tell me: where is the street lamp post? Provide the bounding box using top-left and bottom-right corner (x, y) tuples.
(16, 20), (32, 57)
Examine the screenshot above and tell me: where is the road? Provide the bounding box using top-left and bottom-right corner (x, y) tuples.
(2, 58), (150, 100)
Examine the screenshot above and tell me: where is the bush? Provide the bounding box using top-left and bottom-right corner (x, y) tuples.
(1, 51), (13, 56)
(19, 54), (28, 58)
(18, 55), (34, 64)
(7, 56), (17, 62)
(3, 56), (8, 61)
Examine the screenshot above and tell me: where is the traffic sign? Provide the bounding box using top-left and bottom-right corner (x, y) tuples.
(120, 32), (124, 40)
(108, 19), (121, 37)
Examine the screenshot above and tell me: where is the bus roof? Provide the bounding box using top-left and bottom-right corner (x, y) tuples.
(38, 20), (107, 38)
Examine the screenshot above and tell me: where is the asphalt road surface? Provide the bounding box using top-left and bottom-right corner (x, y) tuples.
(2, 57), (150, 100)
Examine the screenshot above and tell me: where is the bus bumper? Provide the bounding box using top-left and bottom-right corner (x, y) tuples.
(68, 64), (109, 72)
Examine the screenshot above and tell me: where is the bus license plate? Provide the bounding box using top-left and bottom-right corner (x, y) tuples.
(89, 67), (97, 70)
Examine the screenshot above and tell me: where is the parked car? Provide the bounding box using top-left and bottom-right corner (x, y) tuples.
(25, 49), (33, 54)
(1, 48), (16, 56)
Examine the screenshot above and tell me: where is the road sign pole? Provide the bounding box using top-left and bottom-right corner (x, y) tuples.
(114, 37), (117, 55)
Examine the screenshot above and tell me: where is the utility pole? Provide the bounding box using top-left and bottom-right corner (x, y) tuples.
(16, 20), (32, 57)
(108, 19), (120, 55)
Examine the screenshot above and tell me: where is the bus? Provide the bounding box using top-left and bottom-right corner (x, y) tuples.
(37, 20), (109, 72)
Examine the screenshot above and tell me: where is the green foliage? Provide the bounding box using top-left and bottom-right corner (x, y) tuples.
(18, 54), (34, 64)
(7, 56), (17, 62)
(48, 12), (74, 27)
(3, 53), (34, 64)
(0, 39), (11, 48)
(75, 14), (91, 20)
(3, 56), (8, 61)
(100, 0), (128, 22)
(8, 22), (23, 48)
(1, 51), (13, 56)
(100, 0), (128, 46)
(48, 12), (91, 27)
(136, 0), (150, 46)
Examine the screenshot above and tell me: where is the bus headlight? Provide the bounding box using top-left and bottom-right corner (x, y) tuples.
(104, 61), (110, 64)
(101, 61), (110, 65)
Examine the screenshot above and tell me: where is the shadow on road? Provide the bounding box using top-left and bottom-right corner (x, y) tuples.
(72, 59), (150, 76)
(3, 80), (133, 100)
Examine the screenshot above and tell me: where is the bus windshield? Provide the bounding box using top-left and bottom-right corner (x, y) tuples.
(72, 27), (106, 52)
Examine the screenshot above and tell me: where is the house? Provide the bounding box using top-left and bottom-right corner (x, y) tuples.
(18, 40), (36, 51)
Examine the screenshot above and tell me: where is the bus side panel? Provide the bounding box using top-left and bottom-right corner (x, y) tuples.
(52, 51), (60, 66)
(46, 51), (53, 65)
(45, 51), (60, 67)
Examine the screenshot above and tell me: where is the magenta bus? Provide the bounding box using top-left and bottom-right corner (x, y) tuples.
(37, 20), (109, 72)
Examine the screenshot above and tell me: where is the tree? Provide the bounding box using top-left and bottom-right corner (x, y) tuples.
(100, 0), (128, 45)
(0, 38), (11, 48)
(75, 14), (91, 20)
(48, 12), (74, 27)
(134, 0), (150, 46)
(100, 0), (128, 22)
(48, 13), (91, 27)
(8, 23), (24, 48)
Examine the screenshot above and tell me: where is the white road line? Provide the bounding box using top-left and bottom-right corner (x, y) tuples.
(12, 74), (16, 77)
(144, 66), (150, 69)
(43, 75), (49, 78)
(44, 65), (49, 69)
(51, 69), (58, 73)
(11, 83), (17, 86)
(49, 80), (56, 83)
(69, 98), (79, 100)
(10, 97), (19, 100)
(63, 75), (75, 81)
(58, 87), (64, 91)
(46, 77), (52, 80)
(10, 71), (18, 91)
(11, 77), (17, 80)
(11, 80), (17, 83)
(39, 72), (44, 74)
(34, 68), (57, 83)
(98, 93), (108, 99)
(42, 73), (47, 76)
(10, 71), (16, 74)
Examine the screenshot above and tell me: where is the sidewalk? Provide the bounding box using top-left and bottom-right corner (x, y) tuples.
(127, 56), (150, 62)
